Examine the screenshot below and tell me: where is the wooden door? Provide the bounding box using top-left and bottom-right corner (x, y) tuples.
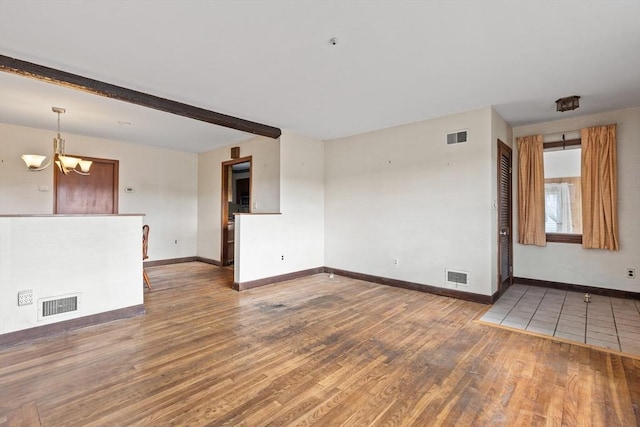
(497, 140), (513, 294)
(54, 156), (119, 214)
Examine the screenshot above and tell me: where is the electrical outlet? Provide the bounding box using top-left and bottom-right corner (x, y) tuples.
(628, 268), (636, 279)
(18, 290), (33, 306)
(281, 255), (284, 261)
(393, 258), (399, 266)
(174, 239), (178, 245)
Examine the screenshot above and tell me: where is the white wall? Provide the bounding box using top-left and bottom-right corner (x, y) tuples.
(0, 215), (143, 335)
(197, 135), (280, 262)
(324, 108), (496, 296)
(0, 122), (198, 261)
(235, 131), (325, 283)
(513, 108), (640, 291)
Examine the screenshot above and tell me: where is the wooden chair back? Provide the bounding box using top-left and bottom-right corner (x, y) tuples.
(142, 224), (150, 260)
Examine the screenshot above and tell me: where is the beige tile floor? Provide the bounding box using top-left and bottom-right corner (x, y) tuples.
(480, 284), (640, 355)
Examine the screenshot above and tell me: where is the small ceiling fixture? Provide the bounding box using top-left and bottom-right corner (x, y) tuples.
(555, 95), (580, 112)
(21, 107), (92, 175)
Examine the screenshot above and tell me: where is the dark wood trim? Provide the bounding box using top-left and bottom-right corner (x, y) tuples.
(144, 257), (223, 267)
(0, 54), (281, 139)
(514, 277), (640, 300)
(221, 156), (252, 266)
(143, 257), (223, 267)
(546, 233), (582, 244)
(0, 304), (145, 349)
(490, 290), (500, 303)
(233, 267), (325, 291)
(232, 264), (499, 303)
(144, 257), (198, 267)
(543, 139), (581, 150)
(327, 268), (495, 304)
(195, 257), (222, 267)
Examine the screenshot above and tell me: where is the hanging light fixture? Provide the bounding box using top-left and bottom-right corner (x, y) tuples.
(21, 107), (92, 175)
(555, 95), (580, 112)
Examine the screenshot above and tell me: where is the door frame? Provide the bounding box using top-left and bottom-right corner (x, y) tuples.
(497, 139), (513, 295)
(220, 156), (252, 266)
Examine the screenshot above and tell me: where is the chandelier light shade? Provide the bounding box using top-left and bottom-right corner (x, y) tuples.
(21, 154), (47, 169)
(21, 107), (92, 175)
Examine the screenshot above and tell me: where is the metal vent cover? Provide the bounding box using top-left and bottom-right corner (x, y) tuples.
(38, 294), (80, 319)
(446, 269), (469, 286)
(446, 130), (468, 145)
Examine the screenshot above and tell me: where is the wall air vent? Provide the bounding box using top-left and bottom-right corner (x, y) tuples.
(446, 269), (469, 287)
(38, 294), (80, 319)
(446, 130), (468, 145)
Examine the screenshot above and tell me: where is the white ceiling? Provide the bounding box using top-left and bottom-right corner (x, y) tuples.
(1, 1), (639, 153)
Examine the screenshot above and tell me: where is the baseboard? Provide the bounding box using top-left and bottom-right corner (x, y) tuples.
(144, 257), (222, 267)
(155, 260), (637, 302)
(490, 290), (500, 303)
(231, 265), (496, 303)
(144, 257), (197, 267)
(0, 304), (146, 349)
(195, 257), (222, 266)
(514, 277), (640, 300)
(326, 267), (495, 304)
(233, 267), (325, 291)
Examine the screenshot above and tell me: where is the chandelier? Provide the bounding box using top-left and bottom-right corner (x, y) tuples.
(21, 107), (92, 175)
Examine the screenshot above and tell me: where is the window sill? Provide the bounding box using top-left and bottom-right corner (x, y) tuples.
(546, 233), (582, 244)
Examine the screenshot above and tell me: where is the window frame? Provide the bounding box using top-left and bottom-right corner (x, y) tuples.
(543, 138), (583, 245)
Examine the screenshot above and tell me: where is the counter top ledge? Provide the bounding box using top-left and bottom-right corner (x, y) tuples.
(0, 214), (146, 217)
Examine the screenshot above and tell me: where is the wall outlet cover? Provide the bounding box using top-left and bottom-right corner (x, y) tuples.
(18, 290), (33, 306)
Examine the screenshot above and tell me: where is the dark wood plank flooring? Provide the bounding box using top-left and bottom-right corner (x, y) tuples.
(0, 262), (638, 426)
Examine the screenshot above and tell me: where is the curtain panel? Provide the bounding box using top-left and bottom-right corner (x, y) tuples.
(517, 135), (546, 246)
(581, 124), (619, 250)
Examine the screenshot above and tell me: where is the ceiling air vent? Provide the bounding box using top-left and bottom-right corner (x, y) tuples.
(446, 130), (468, 145)
(446, 269), (469, 287)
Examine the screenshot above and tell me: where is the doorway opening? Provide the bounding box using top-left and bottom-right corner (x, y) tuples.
(221, 156), (252, 266)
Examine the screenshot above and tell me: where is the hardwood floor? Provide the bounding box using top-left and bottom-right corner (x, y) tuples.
(1, 262), (638, 426)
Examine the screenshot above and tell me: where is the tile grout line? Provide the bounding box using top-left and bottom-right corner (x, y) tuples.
(552, 290), (570, 339)
(499, 286), (529, 325)
(550, 290), (567, 337)
(583, 295), (589, 344)
(525, 287), (549, 331)
(610, 296), (623, 352)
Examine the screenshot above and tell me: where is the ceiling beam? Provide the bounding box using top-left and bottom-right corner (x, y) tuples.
(0, 54), (282, 139)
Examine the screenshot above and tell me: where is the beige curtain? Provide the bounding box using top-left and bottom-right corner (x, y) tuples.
(517, 135), (546, 246)
(581, 125), (618, 250)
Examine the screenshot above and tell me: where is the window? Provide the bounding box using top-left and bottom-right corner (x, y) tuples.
(543, 142), (582, 243)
